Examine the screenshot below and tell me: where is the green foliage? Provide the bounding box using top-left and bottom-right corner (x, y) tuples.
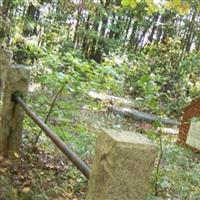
(0, 176), (17, 200)
(27, 34), (200, 119)
(124, 37), (200, 116)
(12, 36), (45, 64)
(1, 0), (200, 199)
(158, 143), (200, 199)
(143, 129), (200, 199)
(121, 0), (193, 14)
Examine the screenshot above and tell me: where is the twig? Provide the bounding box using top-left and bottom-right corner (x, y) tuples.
(155, 128), (163, 196)
(34, 83), (66, 145)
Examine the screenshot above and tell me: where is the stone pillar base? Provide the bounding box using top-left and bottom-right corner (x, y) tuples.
(86, 129), (157, 200)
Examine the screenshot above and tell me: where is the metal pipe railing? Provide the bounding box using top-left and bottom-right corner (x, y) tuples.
(13, 95), (90, 179)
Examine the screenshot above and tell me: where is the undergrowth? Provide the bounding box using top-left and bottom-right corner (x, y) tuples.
(1, 91), (200, 199)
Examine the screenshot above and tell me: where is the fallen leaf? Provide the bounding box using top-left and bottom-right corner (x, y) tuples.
(22, 187), (31, 193)
(0, 155), (3, 162)
(14, 152), (20, 158)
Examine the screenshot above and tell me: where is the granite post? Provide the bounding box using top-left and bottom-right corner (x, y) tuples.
(86, 129), (157, 200)
(0, 48), (13, 115)
(0, 49), (29, 157)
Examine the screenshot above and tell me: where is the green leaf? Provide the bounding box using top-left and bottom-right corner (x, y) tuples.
(121, 0), (137, 8)
(173, 0), (181, 6)
(130, 0), (137, 8)
(138, 74), (149, 86)
(148, 98), (158, 109)
(147, 1), (158, 15)
(121, 0), (130, 6)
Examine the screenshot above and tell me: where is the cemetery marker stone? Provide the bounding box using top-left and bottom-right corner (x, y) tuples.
(178, 97), (200, 152)
(0, 48), (29, 157)
(86, 129), (157, 200)
(186, 120), (200, 150)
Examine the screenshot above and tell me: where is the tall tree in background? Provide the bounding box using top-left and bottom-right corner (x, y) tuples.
(0, 0), (199, 62)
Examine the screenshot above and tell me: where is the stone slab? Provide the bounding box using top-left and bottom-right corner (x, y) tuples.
(0, 64), (29, 157)
(186, 119), (200, 150)
(86, 129), (157, 200)
(0, 48), (13, 118)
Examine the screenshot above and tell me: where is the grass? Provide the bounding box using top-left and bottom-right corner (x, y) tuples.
(147, 131), (200, 200)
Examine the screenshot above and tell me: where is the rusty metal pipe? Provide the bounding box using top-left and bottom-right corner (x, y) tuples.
(13, 96), (90, 179)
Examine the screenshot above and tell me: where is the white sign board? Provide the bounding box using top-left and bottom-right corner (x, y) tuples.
(186, 120), (200, 150)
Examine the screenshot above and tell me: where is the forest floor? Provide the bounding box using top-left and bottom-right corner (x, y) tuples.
(1, 91), (200, 200)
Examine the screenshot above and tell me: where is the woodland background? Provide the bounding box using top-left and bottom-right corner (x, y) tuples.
(1, 0), (200, 199)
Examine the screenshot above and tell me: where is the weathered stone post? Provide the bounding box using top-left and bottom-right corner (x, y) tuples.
(0, 49), (29, 157)
(86, 129), (157, 200)
(0, 48), (13, 114)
